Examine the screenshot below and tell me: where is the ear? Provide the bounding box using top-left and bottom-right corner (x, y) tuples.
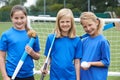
(96, 19), (99, 26)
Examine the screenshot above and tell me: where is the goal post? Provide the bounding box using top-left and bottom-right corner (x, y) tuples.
(28, 16), (120, 76)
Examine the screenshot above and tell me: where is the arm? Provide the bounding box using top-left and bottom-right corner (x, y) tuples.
(81, 61), (105, 70)
(88, 61), (104, 67)
(25, 45), (40, 60)
(26, 29), (40, 60)
(74, 59), (80, 80)
(0, 51), (10, 80)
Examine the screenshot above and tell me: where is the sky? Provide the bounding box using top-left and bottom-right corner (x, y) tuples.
(24, 0), (37, 7)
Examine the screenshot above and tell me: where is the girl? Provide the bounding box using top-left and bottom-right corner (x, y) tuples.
(42, 8), (82, 80)
(0, 5), (40, 80)
(80, 12), (110, 80)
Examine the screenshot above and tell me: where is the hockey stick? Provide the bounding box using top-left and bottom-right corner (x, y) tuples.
(11, 29), (36, 80)
(40, 34), (56, 80)
(11, 37), (36, 80)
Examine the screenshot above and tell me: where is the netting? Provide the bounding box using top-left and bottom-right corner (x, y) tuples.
(28, 16), (120, 76)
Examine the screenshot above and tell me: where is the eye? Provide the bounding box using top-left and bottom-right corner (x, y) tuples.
(60, 20), (64, 23)
(14, 17), (18, 20)
(66, 20), (70, 23)
(83, 26), (87, 28)
(21, 17), (25, 19)
(88, 24), (92, 27)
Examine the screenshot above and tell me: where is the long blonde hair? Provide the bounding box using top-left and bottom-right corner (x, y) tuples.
(80, 12), (104, 34)
(54, 8), (76, 38)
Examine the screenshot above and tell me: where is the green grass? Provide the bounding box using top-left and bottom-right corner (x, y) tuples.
(0, 22), (120, 80)
(0, 22), (12, 34)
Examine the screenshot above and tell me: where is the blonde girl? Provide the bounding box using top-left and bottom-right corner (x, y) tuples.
(80, 12), (110, 80)
(42, 8), (82, 80)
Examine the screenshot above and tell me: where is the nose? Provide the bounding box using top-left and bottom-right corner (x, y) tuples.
(63, 22), (67, 25)
(86, 27), (90, 31)
(17, 19), (22, 22)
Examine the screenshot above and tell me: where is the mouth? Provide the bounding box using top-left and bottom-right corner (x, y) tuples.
(16, 23), (24, 26)
(86, 30), (92, 34)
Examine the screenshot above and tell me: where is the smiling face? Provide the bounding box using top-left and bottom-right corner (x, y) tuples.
(80, 12), (102, 37)
(59, 16), (71, 36)
(81, 19), (99, 37)
(54, 8), (76, 38)
(11, 10), (27, 30)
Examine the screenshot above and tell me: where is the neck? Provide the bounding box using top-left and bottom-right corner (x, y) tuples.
(61, 31), (68, 37)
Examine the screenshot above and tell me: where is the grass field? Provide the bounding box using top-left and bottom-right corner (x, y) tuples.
(0, 22), (120, 80)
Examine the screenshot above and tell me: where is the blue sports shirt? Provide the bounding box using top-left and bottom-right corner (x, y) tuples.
(44, 34), (82, 80)
(0, 27), (40, 78)
(81, 34), (110, 80)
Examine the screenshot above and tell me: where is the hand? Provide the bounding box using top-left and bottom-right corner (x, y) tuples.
(40, 66), (48, 75)
(25, 45), (33, 55)
(27, 29), (36, 38)
(81, 62), (91, 70)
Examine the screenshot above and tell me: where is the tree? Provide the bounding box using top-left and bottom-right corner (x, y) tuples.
(9, 0), (27, 6)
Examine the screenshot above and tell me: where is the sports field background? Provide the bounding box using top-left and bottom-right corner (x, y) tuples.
(0, 22), (120, 80)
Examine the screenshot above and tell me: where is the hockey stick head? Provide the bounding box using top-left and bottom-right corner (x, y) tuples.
(27, 29), (37, 38)
(114, 22), (120, 30)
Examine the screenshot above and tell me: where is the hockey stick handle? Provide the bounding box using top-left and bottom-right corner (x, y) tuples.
(40, 63), (47, 80)
(103, 23), (114, 31)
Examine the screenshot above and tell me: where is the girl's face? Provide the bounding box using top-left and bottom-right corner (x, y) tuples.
(59, 16), (71, 36)
(11, 11), (27, 30)
(81, 19), (99, 37)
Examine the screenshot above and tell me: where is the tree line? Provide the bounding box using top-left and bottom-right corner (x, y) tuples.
(0, 0), (120, 21)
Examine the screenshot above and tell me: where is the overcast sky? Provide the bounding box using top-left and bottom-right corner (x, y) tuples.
(24, 0), (37, 7)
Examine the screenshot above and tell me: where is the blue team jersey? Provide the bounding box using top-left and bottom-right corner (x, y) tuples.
(81, 34), (110, 80)
(44, 34), (82, 80)
(0, 27), (40, 78)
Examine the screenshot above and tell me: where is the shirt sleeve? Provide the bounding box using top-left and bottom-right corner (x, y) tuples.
(101, 40), (110, 67)
(0, 33), (8, 51)
(33, 35), (40, 52)
(44, 34), (54, 56)
(74, 38), (83, 59)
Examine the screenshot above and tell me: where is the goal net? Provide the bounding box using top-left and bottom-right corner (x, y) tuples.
(28, 16), (120, 76)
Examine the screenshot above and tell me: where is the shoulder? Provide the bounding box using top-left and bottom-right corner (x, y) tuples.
(48, 33), (55, 37)
(1, 27), (13, 36)
(46, 33), (56, 42)
(47, 33), (56, 39)
(98, 35), (110, 45)
(81, 36), (89, 42)
(72, 36), (81, 40)
(71, 36), (82, 44)
(99, 35), (108, 42)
